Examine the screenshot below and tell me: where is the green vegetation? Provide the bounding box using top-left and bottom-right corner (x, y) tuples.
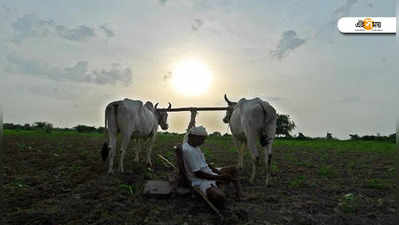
(3, 128), (396, 225)
(318, 165), (337, 178)
(274, 139), (395, 153)
(4, 128), (103, 137)
(120, 184), (136, 195)
(337, 193), (359, 213)
(289, 175), (306, 188)
(364, 178), (391, 190)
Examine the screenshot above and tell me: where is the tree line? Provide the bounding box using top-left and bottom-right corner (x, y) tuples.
(2, 115), (296, 136)
(3, 122), (105, 133)
(2, 115), (396, 143)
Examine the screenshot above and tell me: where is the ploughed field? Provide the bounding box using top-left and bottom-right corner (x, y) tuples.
(2, 130), (398, 225)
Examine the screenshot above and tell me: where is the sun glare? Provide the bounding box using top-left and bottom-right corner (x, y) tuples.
(171, 60), (212, 96)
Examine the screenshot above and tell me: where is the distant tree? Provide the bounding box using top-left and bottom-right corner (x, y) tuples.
(349, 134), (360, 140)
(4, 123), (24, 129)
(211, 131), (221, 137)
(34, 122), (47, 129)
(297, 132), (309, 140)
(44, 123), (53, 133)
(23, 123), (31, 130)
(388, 133), (396, 143)
(33, 121), (53, 132)
(4, 123), (15, 129)
(361, 135), (375, 141)
(74, 125), (97, 133)
(97, 126), (105, 133)
(326, 132), (333, 140)
(223, 133), (231, 137)
(276, 114), (296, 137)
(357, 134), (395, 142)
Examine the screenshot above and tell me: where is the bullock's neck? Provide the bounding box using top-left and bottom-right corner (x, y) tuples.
(154, 111), (162, 124)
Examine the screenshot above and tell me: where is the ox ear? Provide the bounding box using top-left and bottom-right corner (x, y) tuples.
(155, 103), (159, 109)
(167, 102), (171, 110)
(224, 94), (232, 105)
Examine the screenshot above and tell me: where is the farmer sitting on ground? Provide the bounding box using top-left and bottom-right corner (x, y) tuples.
(182, 125), (247, 209)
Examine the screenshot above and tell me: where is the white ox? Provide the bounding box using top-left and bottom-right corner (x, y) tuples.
(223, 94), (277, 185)
(101, 98), (171, 174)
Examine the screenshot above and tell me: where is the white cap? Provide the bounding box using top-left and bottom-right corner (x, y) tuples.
(189, 126), (208, 136)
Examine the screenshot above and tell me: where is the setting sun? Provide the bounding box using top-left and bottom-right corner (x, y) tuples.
(171, 59), (212, 96)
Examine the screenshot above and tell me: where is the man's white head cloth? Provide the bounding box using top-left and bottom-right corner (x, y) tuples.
(189, 126), (208, 136)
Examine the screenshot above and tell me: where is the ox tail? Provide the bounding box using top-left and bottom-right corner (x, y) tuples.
(102, 102), (119, 162)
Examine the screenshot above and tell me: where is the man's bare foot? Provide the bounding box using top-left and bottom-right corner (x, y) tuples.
(235, 192), (256, 201)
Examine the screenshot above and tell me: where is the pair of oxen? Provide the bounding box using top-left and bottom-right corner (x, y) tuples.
(102, 94), (277, 185)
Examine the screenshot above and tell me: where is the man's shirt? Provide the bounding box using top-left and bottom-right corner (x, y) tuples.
(182, 142), (217, 187)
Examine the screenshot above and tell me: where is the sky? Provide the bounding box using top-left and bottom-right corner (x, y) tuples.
(0, 0), (398, 139)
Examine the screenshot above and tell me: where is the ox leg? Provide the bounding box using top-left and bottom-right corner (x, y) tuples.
(247, 134), (259, 184)
(145, 135), (157, 167)
(107, 134), (117, 174)
(232, 137), (243, 169)
(119, 132), (132, 173)
(249, 154), (257, 184)
(239, 143), (245, 169)
(134, 139), (141, 163)
(264, 141), (273, 187)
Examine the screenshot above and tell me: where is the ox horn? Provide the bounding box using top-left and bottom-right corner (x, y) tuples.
(154, 103), (159, 109)
(224, 94), (232, 104)
(167, 102), (172, 110)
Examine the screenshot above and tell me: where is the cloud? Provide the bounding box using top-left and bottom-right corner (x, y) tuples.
(163, 71), (172, 81)
(28, 85), (81, 100)
(159, 0), (168, 5)
(99, 24), (115, 38)
(55, 25), (95, 42)
(271, 30), (306, 59)
(78, 62), (132, 86)
(192, 19), (203, 31)
(313, 0), (359, 38)
(267, 97), (286, 102)
(337, 96), (361, 103)
(5, 53), (60, 77)
(11, 14), (54, 42)
(333, 0), (358, 19)
(5, 53), (132, 86)
(1, 4), (15, 20)
(10, 13), (103, 43)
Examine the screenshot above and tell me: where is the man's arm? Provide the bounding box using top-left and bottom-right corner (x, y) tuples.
(208, 164), (221, 174)
(194, 170), (231, 181)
